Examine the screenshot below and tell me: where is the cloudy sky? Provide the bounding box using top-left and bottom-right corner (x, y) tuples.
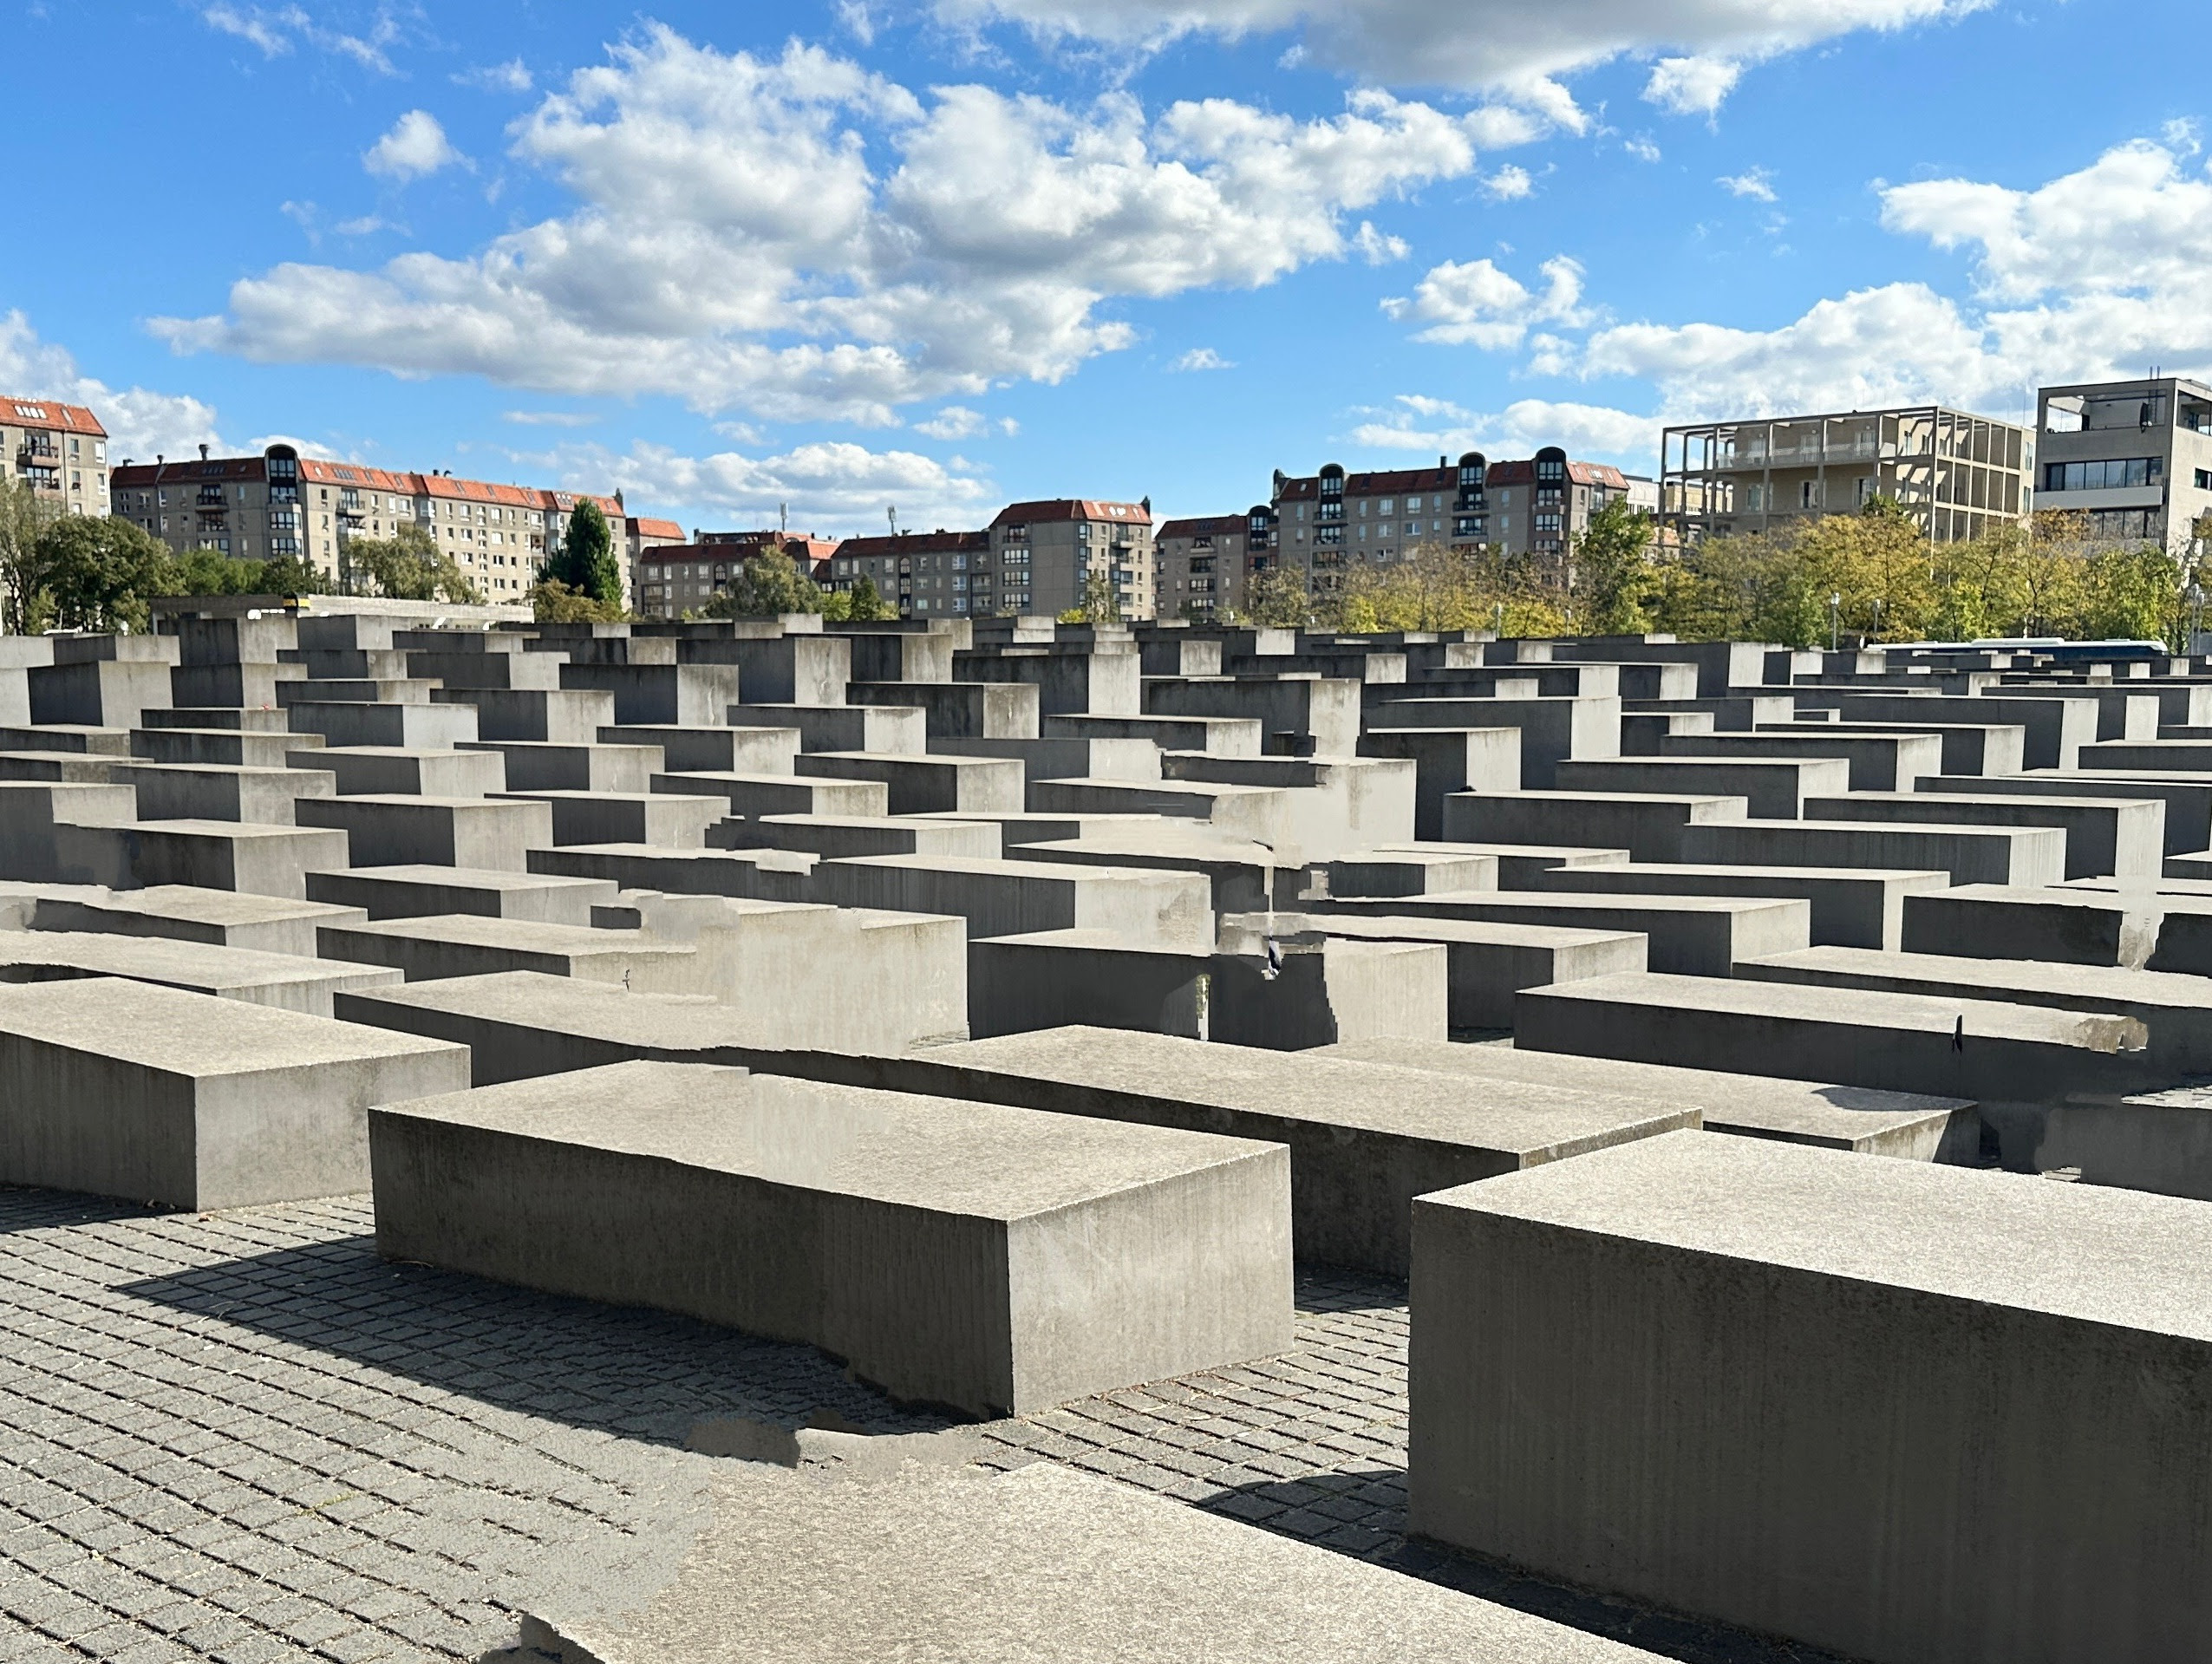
(4, 0), (2206, 533)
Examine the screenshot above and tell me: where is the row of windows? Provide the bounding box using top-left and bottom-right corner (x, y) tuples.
(2044, 457), (2163, 492)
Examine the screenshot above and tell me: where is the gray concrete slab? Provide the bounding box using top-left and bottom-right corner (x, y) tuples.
(105, 760), (336, 825)
(1803, 790), (2163, 879)
(601, 723), (800, 774)
(718, 812), (1002, 859)
(1321, 1036), (1971, 1158)
(1515, 971), (2159, 1116)
(0, 930), (401, 1016)
(1660, 728), (1943, 791)
(23, 882), (364, 956)
(1307, 890), (1808, 977)
(1441, 791), (1749, 863)
(1524, 860), (1948, 950)
(303, 863), (619, 923)
(461, 739), (663, 793)
(296, 743), (506, 797)
(793, 750), (1027, 815)
(1918, 772), (2212, 855)
(658, 768), (891, 819)
(1552, 756), (1850, 819)
(371, 1060), (1292, 1418)
(1680, 818), (2065, 887)
(295, 793), (552, 870)
(1409, 1131), (2212, 1664)
(516, 1461), (1666, 1664)
(810, 852), (1214, 949)
(0, 976), (468, 1209)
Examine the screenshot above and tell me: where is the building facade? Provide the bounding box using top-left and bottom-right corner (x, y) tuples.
(2, 396), (108, 518)
(1660, 406), (2033, 547)
(826, 529), (992, 618)
(1271, 450), (1634, 597)
(1153, 507), (1277, 619)
(2034, 377), (2212, 551)
(634, 532), (840, 618)
(110, 445), (632, 600)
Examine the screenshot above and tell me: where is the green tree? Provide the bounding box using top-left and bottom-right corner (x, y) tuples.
(817, 588), (854, 622)
(1060, 570), (1121, 626)
(1242, 564), (1310, 627)
(845, 573), (894, 621)
(529, 577), (625, 623)
(0, 478), (61, 635)
(544, 500), (623, 607)
(345, 524), (484, 604)
(703, 548), (823, 618)
(32, 515), (179, 633)
(2082, 545), (2181, 643)
(1569, 499), (1655, 636)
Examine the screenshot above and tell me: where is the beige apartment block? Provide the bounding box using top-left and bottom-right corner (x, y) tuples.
(635, 532), (837, 618)
(1272, 450), (1641, 597)
(1661, 407), (2032, 548)
(2, 395), (108, 518)
(1154, 507), (1279, 619)
(111, 444), (636, 600)
(823, 499), (1156, 621)
(2035, 377), (2212, 552)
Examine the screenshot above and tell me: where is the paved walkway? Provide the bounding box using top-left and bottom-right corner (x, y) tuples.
(0, 1187), (1837, 1664)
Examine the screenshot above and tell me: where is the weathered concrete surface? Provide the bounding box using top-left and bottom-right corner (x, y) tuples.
(371, 1060), (1292, 1417)
(1680, 817), (2065, 887)
(1409, 1131), (2212, 1664)
(1308, 889), (1808, 978)
(1441, 790), (1748, 863)
(0, 976), (467, 1208)
(304, 862), (620, 923)
(1516, 971), (2161, 1116)
(0, 930), (401, 1016)
(23, 882), (364, 956)
(1526, 860), (1947, 950)
(1802, 789), (2163, 880)
(1321, 1036), (1974, 1160)
(515, 1461), (1667, 1664)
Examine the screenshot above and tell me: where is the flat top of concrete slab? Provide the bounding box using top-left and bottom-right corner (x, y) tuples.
(327, 914), (688, 956)
(64, 884), (361, 926)
(0, 976), (464, 1074)
(0, 931), (401, 994)
(1372, 842), (1631, 866)
(1530, 970), (2144, 1047)
(380, 1059), (1279, 1218)
(1745, 946), (2212, 1011)
(1920, 883), (2157, 909)
(1319, 1037), (1968, 1139)
(1426, 1128), (2212, 1341)
(1540, 862), (1948, 886)
(311, 865), (615, 895)
(523, 1460), (1662, 1663)
(343, 969), (735, 1039)
(130, 817), (346, 841)
(1250, 912), (1644, 951)
(930, 1027), (1698, 1153)
(825, 852), (1203, 885)
(1347, 889), (1803, 918)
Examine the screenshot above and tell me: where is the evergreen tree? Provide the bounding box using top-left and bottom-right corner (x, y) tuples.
(546, 500), (623, 608)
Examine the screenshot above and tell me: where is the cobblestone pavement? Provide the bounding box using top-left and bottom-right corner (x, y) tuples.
(0, 1186), (1843, 1664)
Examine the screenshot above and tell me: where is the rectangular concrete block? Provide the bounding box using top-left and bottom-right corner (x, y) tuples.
(26, 884), (365, 957)
(1409, 1132), (2212, 1664)
(296, 793), (551, 870)
(1803, 790), (2163, 880)
(0, 930), (401, 1017)
(106, 760), (336, 826)
(0, 976), (469, 1209)
(1528, 860), (1949, 950)
(303, 864), (619, 924)
(369, 1060), (1292, 1417)
(1441, 791), (1748, 862)
(1311, 890), (1808, 977)
(298, 745), (506, 798)
(1680, 817), (2065, 887)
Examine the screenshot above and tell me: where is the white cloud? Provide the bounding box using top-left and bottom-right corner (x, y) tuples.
(1350, 220), (1408, 263)
(364, 111), (465, 181)
(1171, 347), (1235, 370)
(335, 214), (398, 235)
(1381, 254), (1586, 348)
(200, 3), (402, 74)
(837, 0), (877, 43)
(456, 58), (533, 93)
(157, 28), (1502, 423)
(502, 409), (597, 427)
(1717, 166), (1775, 201)
(1350, 393), (1661, 463)
(914, 404), (995, 436)
(1481, 164), (1533, 200)
(547, 437), (995, 533)
(1643, 55), (1741, 116)
(0, 311), (225, 462)
(933, 0), (1984, 108)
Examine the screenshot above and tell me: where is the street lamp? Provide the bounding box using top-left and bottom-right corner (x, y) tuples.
(1829, 591), (1842, 651)
(2188, 582), (2204, 656)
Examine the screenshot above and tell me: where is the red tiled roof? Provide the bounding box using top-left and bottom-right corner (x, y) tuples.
(111, 451), (641, 522)
(835, 530), (990, 558)
(627, 517), (686, 541)
(1484, 460), (1629, 488)
(990, 499), (1150, 526)
(1, 396), (106, 439)
(1157, 514), (1249, 538)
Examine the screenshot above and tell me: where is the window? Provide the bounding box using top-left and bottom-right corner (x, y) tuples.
(1535, 512), (1563, 533)
(2196, 469), (2212, 492)
(2046, 458), (2163, 491)
(1455, 516), (1484, 537)
(1406, 495), (1422, 511)
(1378, 499), (1393, 514)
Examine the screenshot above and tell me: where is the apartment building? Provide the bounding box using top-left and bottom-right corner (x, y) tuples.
(634, 532), (839, 618)
(1154, 507), (1278, 619)
(826, 529), (993, 619)
(1660, 406), (2032, 548)
(1271, 449), (1635, 595)
(626, 515), (687, 574)
(2034, 377), (2212, 551)
(110, 444), (631, 599)
(2, 395), (108, 517)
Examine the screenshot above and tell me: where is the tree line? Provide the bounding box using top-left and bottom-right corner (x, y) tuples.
(1228, 497), (2202, 648)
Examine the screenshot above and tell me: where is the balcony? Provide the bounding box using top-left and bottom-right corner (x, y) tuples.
(18, 441), (57, 463)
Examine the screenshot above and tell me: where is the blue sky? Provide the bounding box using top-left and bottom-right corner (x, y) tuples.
(5, 0), (2209, 535)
